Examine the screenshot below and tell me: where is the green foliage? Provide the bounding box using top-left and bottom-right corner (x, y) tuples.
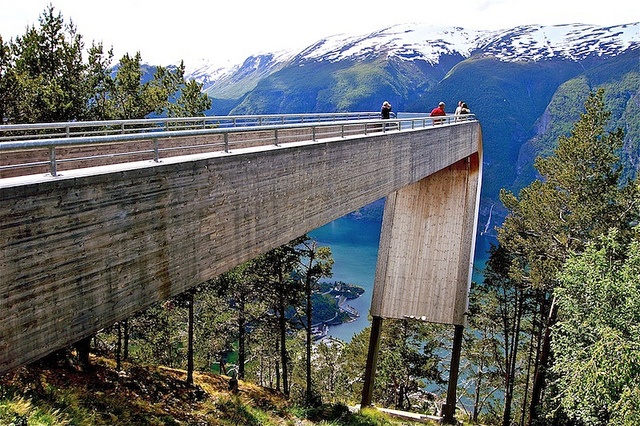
(493, 89), (639, 423)
(499, 89), (632, 290)
(552, 229), (640, 425)
(126, 301), (188, 368)
(512, 76), (593, 189)
(8, 5), (90, 123)
(328, 62), (392, 111)
(1, 5), (211, 123)
(168, 78), (211, 117)
(0, 394), (72, 425)
(374, 319), (445, 411)
(465, 243), (539, 425)
(311, 293), (341, 322)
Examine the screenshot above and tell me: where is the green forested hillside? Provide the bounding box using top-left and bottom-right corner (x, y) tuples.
(221, 47), (639, 232)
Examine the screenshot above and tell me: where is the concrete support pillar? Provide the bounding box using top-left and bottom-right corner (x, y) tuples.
(365, 148), (481, 410)
(371, 153), (481, 325)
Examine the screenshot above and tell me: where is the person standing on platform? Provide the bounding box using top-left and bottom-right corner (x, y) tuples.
(381, 101), (392, 119)
(430, 101), (446, 125)
(455, 102), (471, 121)
(454, 100), (464, 115)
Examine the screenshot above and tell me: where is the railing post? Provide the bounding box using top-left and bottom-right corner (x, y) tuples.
(312, 126), (316, 141)
(49, 146), (57, 177)
(274, 129), (279, 146)
(224, 132), (229, 153)
(153, 139), (160, 162)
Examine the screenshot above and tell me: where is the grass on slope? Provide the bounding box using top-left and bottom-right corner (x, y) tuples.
(0, 355), (439, 425)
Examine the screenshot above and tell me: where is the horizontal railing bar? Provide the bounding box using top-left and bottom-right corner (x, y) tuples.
(0, 113), (475, 179)
(0, 112), (387, 137)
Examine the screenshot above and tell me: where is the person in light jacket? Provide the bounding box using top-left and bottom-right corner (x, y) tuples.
(455, 101), (471, 121)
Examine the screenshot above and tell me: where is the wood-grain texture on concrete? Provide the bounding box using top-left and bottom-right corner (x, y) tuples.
(0, 122), (481, 373)
(371, 149), (482, 325)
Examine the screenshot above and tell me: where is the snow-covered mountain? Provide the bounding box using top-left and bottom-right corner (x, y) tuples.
(180, 20), (639, 238)
(186, 22), (638, 99)
(297, 22), (638, 62)
(187, 50), (296, 99)
(476, 23), (639, 61)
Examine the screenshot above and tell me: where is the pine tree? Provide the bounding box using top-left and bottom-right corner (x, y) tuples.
(10, 5), (90, 123)
(295, 239), (333, 406)
(497, 89), (638, 424)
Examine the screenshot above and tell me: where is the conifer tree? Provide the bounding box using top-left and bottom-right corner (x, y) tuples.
(10, 5), (89, 123)
(251, 236), (307, 397)
(467, 244), (537, 425)
(0, 35), (18, 123)
(295, 239), (333, 406)
(497, 89), (638, 424)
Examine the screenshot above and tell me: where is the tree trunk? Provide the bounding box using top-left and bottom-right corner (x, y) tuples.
(186, 291), (194, 386)
(75, 336), (91, 370)
(238, 297), (246, 380)
(305, 276), (313, 405)
(472, 358), (484, 423)
(123, 319), (129, 360)
(521, 308), (540, 426)
(527, 296), (558, 426)
(116, 323), (122, 370)
(503, 294), (524, 426)
(279, 304), (289, 397)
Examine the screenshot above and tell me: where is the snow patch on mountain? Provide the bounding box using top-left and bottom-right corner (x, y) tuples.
(185, 22), (639, 97)
(479, 23), (639, 61)
(297, 24), (488, 64)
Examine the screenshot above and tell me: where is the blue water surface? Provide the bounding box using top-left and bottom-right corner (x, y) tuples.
(309, 216), (382, 342)
(309, 212), (494, 343)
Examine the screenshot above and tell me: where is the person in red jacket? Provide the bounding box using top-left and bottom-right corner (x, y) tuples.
(430, 101), (446, 125)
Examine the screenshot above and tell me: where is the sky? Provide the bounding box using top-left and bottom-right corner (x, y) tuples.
(2, 0), (638, 68)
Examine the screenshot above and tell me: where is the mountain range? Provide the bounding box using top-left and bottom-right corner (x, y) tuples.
(182, 22), (640, 237)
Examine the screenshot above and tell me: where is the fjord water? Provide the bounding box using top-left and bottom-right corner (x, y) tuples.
(309, 205), (493, 343)
(309, 215), (383, 342)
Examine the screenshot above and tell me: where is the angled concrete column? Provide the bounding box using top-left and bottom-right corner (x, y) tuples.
(371, 151), (482, 325)
(362, 151), (481, 411)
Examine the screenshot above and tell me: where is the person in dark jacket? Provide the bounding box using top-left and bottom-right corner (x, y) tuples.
(381, 101), (392, 119)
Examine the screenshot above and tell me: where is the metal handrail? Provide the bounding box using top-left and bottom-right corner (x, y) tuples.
(0, 113), (475, 178)
(0, 112), (387, 142)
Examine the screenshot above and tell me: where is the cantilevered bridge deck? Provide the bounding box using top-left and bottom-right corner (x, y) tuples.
(0, 113), (481, 373)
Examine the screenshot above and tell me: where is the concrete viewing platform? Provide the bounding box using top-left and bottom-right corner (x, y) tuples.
(1, 113), (482, 374)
